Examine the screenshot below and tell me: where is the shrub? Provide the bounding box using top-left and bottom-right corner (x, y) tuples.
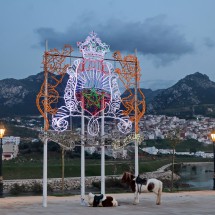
(10, 183), (26, 195)
(92, 177), (124, 189)
(31, 182), (53, 194)
(92, 181), (100, 189)
(47, 184), (53, 193)
(105, 177), (124, 188)
(31, 182), (43, 194)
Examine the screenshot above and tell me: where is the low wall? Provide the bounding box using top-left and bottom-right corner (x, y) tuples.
(4, 169), (180, 193)
(3, 176), (117, 193)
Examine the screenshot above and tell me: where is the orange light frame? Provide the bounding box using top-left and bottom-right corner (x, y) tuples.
(36, 45), (73, 131)
(113, 51), (146, 133)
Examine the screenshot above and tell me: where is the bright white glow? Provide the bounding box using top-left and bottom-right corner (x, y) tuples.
(52, 32), (132, 136)
(211, 132), (215, 142)
(0, 128), (5, 138)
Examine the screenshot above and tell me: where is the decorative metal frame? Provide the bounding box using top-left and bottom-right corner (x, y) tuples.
(36, 45), (73, 131)
(36, 32), (146, 148)
(39, 130), (78, 150)
(52, 32), (132, 136)
(113, 51), (146, 133)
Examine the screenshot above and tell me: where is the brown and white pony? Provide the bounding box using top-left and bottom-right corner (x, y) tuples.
(88, 192), (118, 207)
(121, 172), (163, 205)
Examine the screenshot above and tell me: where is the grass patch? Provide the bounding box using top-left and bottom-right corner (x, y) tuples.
(3, 155), (211, 180)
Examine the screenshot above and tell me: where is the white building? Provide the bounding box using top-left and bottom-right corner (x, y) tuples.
(141, 146), (158, 155)
(2, 136), (20, 160)
(85, 146), (97, 155)
(147, 133), (155, 140)
(155, 128), (164, 139)
(112, 148), (127, 159)
(185, 132), (197, 139)
(195, 151), (214, 158)
(158, 149), (173, 155)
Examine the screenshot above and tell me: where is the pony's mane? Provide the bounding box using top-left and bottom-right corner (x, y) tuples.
(122, 172), (135, 183)
(121, 172), (136, 192)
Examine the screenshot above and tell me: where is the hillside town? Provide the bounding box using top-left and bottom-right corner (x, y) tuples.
(140, 115), (215, 144)
(2, 114), (215, 160)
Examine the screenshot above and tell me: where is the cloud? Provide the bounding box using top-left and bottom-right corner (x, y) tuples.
(35, 15), (194, 66)
(203, 37), (215, 48)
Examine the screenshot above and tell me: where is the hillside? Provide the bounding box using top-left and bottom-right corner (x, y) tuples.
(0, 73), (44, 117)
(147, 72), (215, 118)
(0, 71), (215, 118)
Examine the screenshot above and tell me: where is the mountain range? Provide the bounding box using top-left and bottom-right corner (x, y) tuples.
(147, 72), (215, 118)
(0, 72), (215, 118)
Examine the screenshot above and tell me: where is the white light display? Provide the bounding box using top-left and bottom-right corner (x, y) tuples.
(113, 133), (144, 149)
(39, 130), (77, 150)
(52, 32), (132, 136)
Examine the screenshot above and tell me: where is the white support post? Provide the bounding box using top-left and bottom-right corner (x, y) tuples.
(80, 100), (85, 205)
(101, 143), (105, 194)
(134, 49), (139, 178)
(43, 40), (48, 208)
(134, 139), (139, 176)
(43, 138), (48, 207)
(101, 99), (105, 195)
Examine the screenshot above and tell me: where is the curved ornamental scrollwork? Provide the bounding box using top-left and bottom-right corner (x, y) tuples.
(39, 130), (79, 150)
(36, 45), (73, 131)
(52, 32), (132, 136)
(111, 133), (144, 150)
(113, 51), (146, 133)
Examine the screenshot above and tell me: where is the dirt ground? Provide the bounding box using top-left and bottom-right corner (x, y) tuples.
(0, 190), (215, 215)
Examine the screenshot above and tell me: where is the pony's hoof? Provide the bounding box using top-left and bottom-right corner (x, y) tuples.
(156, 202), (161, 205)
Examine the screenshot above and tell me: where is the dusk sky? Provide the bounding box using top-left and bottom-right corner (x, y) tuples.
(1, 0), (215, 89)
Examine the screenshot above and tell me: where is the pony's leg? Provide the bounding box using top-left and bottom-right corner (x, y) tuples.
(133, 191), (139, 204)
(156, 193), (160, 205)
(156, 183), (162, 205)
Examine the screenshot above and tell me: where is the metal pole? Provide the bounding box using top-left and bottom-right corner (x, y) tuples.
(101, 142), (105, 194)
(134, 49), (139, 177)
(0, 137), (3, 197)
(101, 97), (105, 195)
(69, 48), (73, 132)
(43, 40), (48, 207)
(62, 148), (65, 192)
(171, 147), (175, 192)
(80, 98), (85, 205)
(213, 141), (215, 190)
(43, 138), (48, 207)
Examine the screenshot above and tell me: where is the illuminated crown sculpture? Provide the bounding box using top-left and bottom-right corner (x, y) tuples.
(77, 31), (110, 60)
(52, 32), (132, 136)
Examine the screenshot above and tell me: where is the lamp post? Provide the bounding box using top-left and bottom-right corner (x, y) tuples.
(210, 131), (215, 190)
(0, 123), (5, 197)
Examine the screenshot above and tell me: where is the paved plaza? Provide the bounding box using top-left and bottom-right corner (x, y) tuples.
(0, 191), (214, 215)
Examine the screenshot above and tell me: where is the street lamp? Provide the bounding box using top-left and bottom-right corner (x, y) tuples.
(210, 130), (215, 190)
(0, 123), (5, 197)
